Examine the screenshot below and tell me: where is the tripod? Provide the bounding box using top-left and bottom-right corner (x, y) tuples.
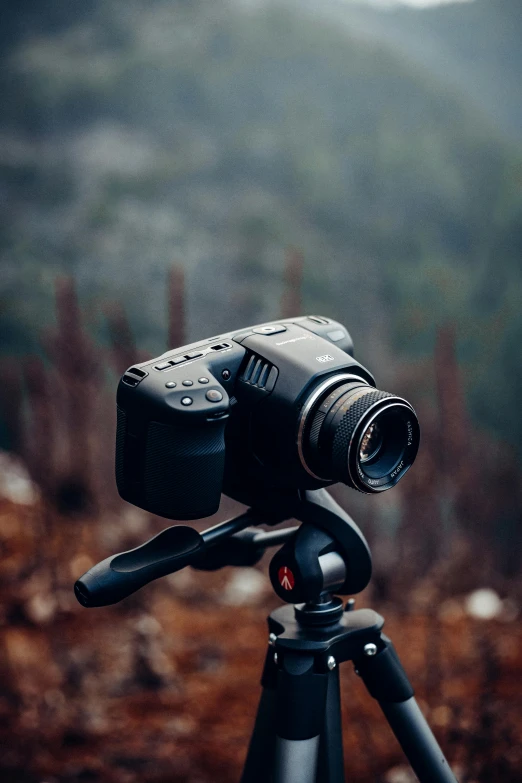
(241, 603), (455, 783)
(75, 489), (458, 783)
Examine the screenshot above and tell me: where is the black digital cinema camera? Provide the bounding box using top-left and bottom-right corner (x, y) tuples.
(115, 316), (420, 520)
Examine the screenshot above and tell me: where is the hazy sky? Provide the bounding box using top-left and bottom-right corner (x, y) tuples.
(355, 0), (474, 6)
(242, 0), (476, 11)
(239, 0), (475, 8)
(388, 0), (472, 5)
(334, 0), (474, 6)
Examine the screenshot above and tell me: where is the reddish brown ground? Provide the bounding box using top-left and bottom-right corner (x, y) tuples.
(1, 500), (521, 782)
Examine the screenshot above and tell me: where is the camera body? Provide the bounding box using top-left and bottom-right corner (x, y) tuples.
(116, 316), (419, 520)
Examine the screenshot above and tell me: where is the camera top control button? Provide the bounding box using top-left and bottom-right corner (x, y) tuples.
(206, 389), (223, 403)
(154, 361), (173, 371)
(185, 351), (203, 359)
(171, 356), (187, 365)
(182, 379), (193, 386)
(198, 377), (209, 384)
(180, 397), (193, 406)
(165, 381), (177, 389)
(252, 324), (286, 335)
(327, 329), (345, 342)
(232, 330), (253, 342)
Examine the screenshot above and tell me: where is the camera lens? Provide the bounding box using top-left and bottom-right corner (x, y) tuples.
(359, 422), (383, 463)
(298, 375), (420, 493)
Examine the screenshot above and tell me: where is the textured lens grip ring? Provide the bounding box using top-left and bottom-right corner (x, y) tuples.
(331, 389), (395, 490)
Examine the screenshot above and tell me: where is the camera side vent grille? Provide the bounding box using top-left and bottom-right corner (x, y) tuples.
(240, 352), (278, 392)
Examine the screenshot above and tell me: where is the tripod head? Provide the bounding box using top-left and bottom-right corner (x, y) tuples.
(74, 489), (372, 610)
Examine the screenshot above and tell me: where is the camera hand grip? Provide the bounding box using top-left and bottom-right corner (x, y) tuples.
(116, 406), (228, 520)
(74, 526), (203, 607)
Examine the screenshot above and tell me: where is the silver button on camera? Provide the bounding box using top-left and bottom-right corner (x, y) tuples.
(252, 324), (286, 335)
(206, 390), (223, 403)
(180, 397), (193, 406)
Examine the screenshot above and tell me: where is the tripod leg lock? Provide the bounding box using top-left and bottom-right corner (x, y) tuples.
(275, 652), (329, 741)
(355, 634), (414, 703)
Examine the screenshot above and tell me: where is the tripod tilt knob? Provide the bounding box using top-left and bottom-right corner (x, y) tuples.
(269, 524), (347, 604)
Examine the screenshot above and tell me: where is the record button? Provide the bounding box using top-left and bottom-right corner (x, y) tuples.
(252, 324), (286, 335)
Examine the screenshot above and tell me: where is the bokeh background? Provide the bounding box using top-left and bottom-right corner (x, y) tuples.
(1, 0), (521, 781)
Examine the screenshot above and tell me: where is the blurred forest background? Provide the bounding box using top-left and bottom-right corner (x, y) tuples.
(0, 0), (521, 781)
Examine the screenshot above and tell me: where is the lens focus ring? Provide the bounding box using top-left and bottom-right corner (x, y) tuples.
(332, 389), (395, 487)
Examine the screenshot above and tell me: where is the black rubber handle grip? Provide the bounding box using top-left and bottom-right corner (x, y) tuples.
(74, 526), (203, 607)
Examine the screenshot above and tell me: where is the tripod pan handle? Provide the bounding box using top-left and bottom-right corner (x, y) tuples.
(74, 526), (203, 607)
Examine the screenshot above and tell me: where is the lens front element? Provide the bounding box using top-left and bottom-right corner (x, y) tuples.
(300, 377), (420, 493)
(359, 422), (383, 464)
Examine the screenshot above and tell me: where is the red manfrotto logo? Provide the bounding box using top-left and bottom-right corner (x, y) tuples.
(278, 566), (295, 591)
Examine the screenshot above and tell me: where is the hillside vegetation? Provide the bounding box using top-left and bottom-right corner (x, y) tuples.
(0, 0), (521, 452)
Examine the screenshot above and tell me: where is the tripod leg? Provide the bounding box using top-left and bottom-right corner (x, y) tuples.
(275, 667), (346, 783)
(380, 698), (457, 783)
(356, 635), (458, 783)
(241, 648), (278, 783)
(274, 736), (320, 783)
(273, 651), (329, 783)
(241, 687), (277, 782)
(317, 667), (345, 783)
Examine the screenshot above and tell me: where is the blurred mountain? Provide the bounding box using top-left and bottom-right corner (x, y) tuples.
(0, 0), (521, 452)
(295, 0), (522, 142)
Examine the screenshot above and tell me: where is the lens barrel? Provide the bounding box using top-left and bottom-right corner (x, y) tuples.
(299, 377), (420, 493)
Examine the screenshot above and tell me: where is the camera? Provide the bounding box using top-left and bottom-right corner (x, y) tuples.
(115, 316), (420, 520)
